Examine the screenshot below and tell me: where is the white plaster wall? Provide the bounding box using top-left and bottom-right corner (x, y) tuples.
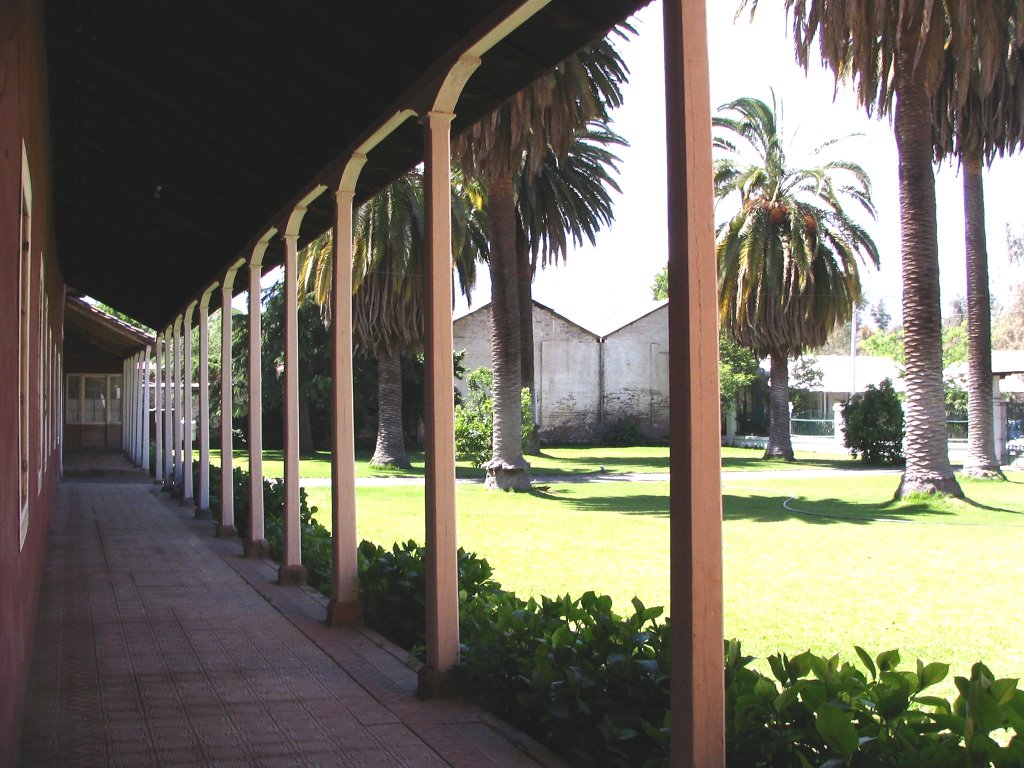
(452, 306), (492, 396)
(601, 304), (670, 439)
(452, 303), (601, 442)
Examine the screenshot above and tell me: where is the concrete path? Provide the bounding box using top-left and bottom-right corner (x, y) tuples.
(18, 462), (563, 768)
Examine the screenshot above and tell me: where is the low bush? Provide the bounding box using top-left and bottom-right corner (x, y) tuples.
(842, 378), (905, 465)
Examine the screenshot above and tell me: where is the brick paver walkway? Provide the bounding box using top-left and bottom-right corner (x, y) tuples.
(18, 459), (563, 767)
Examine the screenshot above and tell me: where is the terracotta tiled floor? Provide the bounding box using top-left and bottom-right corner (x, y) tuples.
(18, 458), (564, 767)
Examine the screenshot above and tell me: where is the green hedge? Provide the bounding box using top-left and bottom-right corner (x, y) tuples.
(193, 463), (1024, 767)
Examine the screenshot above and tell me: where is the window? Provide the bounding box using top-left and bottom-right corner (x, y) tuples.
(19, 143), (32, 550)
(109, 375), (123, 424)
(82, 376), (107, 424)
(66, 375), (81, 423)
(66, 374), (123, 427)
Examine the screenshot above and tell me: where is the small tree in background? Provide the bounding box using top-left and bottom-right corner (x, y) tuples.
(842, 379), (904, 466)
(455, 368), (532, 468)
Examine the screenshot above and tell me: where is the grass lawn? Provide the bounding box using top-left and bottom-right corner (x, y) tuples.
(304, 469), (1024, 696)
(210, 444), (859, 479)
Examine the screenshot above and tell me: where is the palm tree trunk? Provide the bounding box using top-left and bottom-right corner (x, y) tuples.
(962, 149), (1002, 478)
(764, 350), (794, 460)
(485, 175), (530, 490)
(517, 243), (540, 455)
(893, 44), (962, 498)
(370, 347), (410, 469)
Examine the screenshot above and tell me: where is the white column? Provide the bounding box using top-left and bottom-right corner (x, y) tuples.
(154, 336), (164, 482)
(198, 288), (215, 514)
(420, 109), (460, 694)
(218, 266), (241, 537)
(833, 402), (845, 450)
(664, 0), (725, 764)
(135, 353), (145, 465)
(142, 346), (151, 472)
(246, 249), (268, 557)
(123, 358), (132, 456)
(328, 160), (365, 626)
(183, 303), (196, 502)
(279, 232), (304, 583)
(173, 316), (183, 488)
(163, 327), (174, 484)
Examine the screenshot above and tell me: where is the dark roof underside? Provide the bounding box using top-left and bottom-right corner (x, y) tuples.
(46, 0), (649, 329)
(64, 295), (155, 359)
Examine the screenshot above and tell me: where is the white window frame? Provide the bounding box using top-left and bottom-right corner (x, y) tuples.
(19, 142), (32, 550)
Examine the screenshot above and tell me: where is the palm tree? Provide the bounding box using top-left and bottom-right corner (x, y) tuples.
(745, 1), (1024, 495)
(714, 95), (879, 460)
(299, 172), (486, 468)
(515, 121), (626, 452)
(454, 33), (629, 489)
(932, 30), (1024, 479)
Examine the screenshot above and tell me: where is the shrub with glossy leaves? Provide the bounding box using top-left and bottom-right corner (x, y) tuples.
(842, 377), (905, 465)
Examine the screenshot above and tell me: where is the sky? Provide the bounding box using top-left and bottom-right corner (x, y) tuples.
(454, 1), (1024, 335)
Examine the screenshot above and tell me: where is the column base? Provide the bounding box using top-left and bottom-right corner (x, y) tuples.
(278, 564), (308, 587)
(215, 524), (237, 538)
(193, 508), (211, 520)
(416, 665), (460, 700)
(325, 599), (362, 626)
(243, 538), (269, 558)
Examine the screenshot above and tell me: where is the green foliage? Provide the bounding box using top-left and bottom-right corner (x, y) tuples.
(860, 327), (906, 364)
(720, 333), (760, 408)
(726, 641), (1024, 768)
(842, 378), (905, 465)
(651, 265), (668, 301)
(356, 537), (1024, 768)
(356, 540), (499, 654)
(454, 367), (532, 466)
(789, 357), (823, 412)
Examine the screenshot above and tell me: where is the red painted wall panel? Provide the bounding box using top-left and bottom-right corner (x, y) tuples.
(0, 1), (66, 763)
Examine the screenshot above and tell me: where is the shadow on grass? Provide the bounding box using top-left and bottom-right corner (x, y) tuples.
(723, 494), (956, 525)
(529, 486), (966, 526)
(721, 455), (862, 472)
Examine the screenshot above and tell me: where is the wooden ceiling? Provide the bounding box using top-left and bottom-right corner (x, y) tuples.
(46, 0), (650, 330)
(64, 295), (155, 359)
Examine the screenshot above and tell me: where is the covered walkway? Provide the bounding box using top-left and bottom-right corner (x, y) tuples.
(17, 458), (562, 767)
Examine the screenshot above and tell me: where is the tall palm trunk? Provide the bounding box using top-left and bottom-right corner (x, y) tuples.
(485, 175), (530, 490)
(962, 149), (1002, 478)
(764, 350), (794, 460)
(893, 42), (962, 498)
(517, 242), (540, 454)
(370, 347), (410, 469)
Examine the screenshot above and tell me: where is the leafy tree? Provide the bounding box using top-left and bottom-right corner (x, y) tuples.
(454, 32), (629, 490)
(870, 300), (891, 332)
(515, 122), (625, 454)
(299, 172), (486, 468)
(454, 368), (532, 467)
(842, 378), (905, 466)
(750, 0), (1023, 494)
(718, 334), (760, 412)
(260, 279), (333, 452)
(860, 328), (906, 365)
(651, 265), (668, 301)
(789, 357), (823, 413)
(715, 95), (879, 460)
